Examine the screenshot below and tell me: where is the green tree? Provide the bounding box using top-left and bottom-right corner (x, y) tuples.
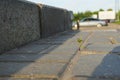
(73, 11), (92, 21)
(92, 11), (98, 15)
(107, 8), (113, 11)
(99, 9), (104, 11)
(78, 12), (85, 20)
(73, 13), (80, 21)
(118, 10), (120, 21)
(84, 10), (92, 18)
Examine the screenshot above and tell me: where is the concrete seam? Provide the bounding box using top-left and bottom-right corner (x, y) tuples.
(60, 31), (94, 80)
(0, 74), (58, 79)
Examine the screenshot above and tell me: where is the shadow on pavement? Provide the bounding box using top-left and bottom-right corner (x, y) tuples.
(87, 46), (120, 80)
(0, 30), (80, 79)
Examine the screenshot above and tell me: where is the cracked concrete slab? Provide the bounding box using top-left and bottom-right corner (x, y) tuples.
(73, 77), (114, 80)
(0, 52), (74, 63)
(0, 30), (81, 80)
(39, 44), (79, 55)
(73, 54), (120, 79)
(0, 62), (67, 78)
(4, 44), (51, 54)
(85, 44), (120, 52)
(0, 78), (54, 80)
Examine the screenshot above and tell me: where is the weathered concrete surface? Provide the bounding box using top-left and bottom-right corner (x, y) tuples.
(85, 31), (120, 52)
(4, 44), (51, 54)
(0, 0), (73, 54)
(0, 78), (30, 80)
(38, 4), (73, 38)
(85, 44), (120, 52)
(0, 78), (52, 80)
(73, 54), (120, 78)
(0, 62), (66, 77)
(0, 51), (74, 62)
(0, 0), (40, 53)
(73, 54), (120, 80)
(73, 29), (120, 80)
(0, 30), (80, 80)
(73, 77), (114, 80)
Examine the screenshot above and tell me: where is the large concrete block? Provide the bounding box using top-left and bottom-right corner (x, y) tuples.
(64, 11), (73, 30)
(0, 0), (41, 53)
(38, 4), (73, 38)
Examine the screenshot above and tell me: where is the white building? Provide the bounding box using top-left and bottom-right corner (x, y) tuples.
(98, 11), (116, 22)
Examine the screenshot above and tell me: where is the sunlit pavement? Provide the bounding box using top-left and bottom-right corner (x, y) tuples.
(0, 30), (84, 80)
(0, 23), (120, 80)
(72, 24), (120, 80)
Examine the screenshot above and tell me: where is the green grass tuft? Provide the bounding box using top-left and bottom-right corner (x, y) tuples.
(114, 21), (120, 24)
(77, 38), (83, 44)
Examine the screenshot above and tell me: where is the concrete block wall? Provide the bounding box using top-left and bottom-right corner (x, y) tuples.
(38, 4), (72, 38)
(0, 0), (41, 53)
(64, 11), (72, 30)
(0, 0), (73, 53)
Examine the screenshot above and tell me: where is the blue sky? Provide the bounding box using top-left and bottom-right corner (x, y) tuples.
(28, 0), (115, 13)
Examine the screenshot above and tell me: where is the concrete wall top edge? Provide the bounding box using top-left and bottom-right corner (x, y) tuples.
(18, 0), (37, 5)
(37, 3), (68, 11)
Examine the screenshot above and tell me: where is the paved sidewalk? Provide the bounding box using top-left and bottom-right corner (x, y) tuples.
(73, 30), (120, 80)
(0, 30), (91, 80)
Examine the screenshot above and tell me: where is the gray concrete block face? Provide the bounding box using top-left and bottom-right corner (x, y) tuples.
(0, 0), (40, 53)
(40, 6), (65, 38)
(38, 4), (72, 38)
(0, 0), (73, 53)
(64, 11), (73, 30)
(0, 62), (67, 77)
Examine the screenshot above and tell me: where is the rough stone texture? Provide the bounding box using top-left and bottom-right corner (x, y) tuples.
(64, 11), (73, 30)
(0, 0), (40, 53)
(0, 0), (73, 53)
(38, 4), (72, 38)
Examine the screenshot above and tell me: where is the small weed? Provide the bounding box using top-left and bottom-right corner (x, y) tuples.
(77, 37), (83, 51)
(77, 37), (83, 44)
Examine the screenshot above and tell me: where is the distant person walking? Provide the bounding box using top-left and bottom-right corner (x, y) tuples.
(77, 20), (80, 30)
